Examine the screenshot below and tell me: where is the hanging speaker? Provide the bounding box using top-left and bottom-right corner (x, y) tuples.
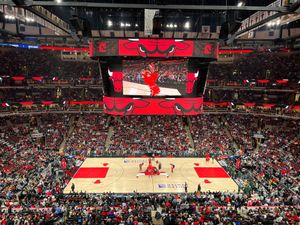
(82, 19), (91, 38)
(219, 20), (242, 40)
(219, 22), (229, 40)
(152, 11), (163, 35)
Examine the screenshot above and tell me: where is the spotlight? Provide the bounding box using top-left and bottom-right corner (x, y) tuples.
(237, 1), (244, 7)
(55, 0), (62, 3)
(120, 22), (125, 27)
(184, 21), (190, 29)
(107, 20), (113, 27)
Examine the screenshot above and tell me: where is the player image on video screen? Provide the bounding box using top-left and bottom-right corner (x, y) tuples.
(122, 59), (188, 97)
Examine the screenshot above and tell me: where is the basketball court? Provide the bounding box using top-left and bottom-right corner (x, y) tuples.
(64, 157), (238, 193)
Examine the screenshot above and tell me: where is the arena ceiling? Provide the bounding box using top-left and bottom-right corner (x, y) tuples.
(42, 0), (281, 32)
(1, 0), (300, 46)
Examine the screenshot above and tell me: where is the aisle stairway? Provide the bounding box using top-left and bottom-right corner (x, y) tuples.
(179, 117), (194, 151)
(186, 117), (195, 150)
(105, 126), (114, 150)
(219, 116), (239, 150)
(59, 115), (76, 154)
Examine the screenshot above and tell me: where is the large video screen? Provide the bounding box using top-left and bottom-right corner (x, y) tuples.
(122, 59), (187, 97)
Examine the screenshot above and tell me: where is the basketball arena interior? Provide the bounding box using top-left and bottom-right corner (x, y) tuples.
(0, 0), (300, 224)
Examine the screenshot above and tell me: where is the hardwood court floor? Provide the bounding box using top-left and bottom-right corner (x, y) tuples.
(63, 157), (238, 194)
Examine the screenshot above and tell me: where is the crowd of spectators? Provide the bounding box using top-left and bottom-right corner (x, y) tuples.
(0, 115), (81, 224)
(204, 89), (296, 105)
(107, 116), (192, 156)
(189, 115), (235, 153)
(0, 47), (99, 85)
(215, 115), (300, 213)
(37, 114), (71, 150)
(223, 115), (257, 150)
(1, 192), (299, 224)
(0, 113), (299, 224)
(208, 52), (300, 84)
(65, 114), (109, 156)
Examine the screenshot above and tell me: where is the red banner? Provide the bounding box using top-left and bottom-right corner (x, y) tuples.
(90, 38), (218, 58)
(276, 79), (289, 84)
(103, 96), (203, 115)
(32, 76), (44, 81)
(42, 101), (54, 105)
(262, 104), (275, 108)
(243, 103), (256, 107)
(257, 79), (270, 83)
(20, 101), (34, 106)
(12, 76), (25, 81)
(204, 102), (230, 107)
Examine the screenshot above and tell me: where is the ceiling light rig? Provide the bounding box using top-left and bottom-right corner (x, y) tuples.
(4, 15), (16, 20)
(267, 19), (281, 27)
(25, 17), (35, 23)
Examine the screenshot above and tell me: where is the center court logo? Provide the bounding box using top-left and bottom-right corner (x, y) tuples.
(158, 184), (185, 188)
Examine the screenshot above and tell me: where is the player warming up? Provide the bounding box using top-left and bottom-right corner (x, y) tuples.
(139, 163), (144, 171)
(141, 63), (160, 96)
(206, 151), (210, 163)
(170, 163), (175, 173)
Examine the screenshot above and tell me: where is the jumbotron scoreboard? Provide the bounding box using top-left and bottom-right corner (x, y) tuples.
(90, 38), (218, 115)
